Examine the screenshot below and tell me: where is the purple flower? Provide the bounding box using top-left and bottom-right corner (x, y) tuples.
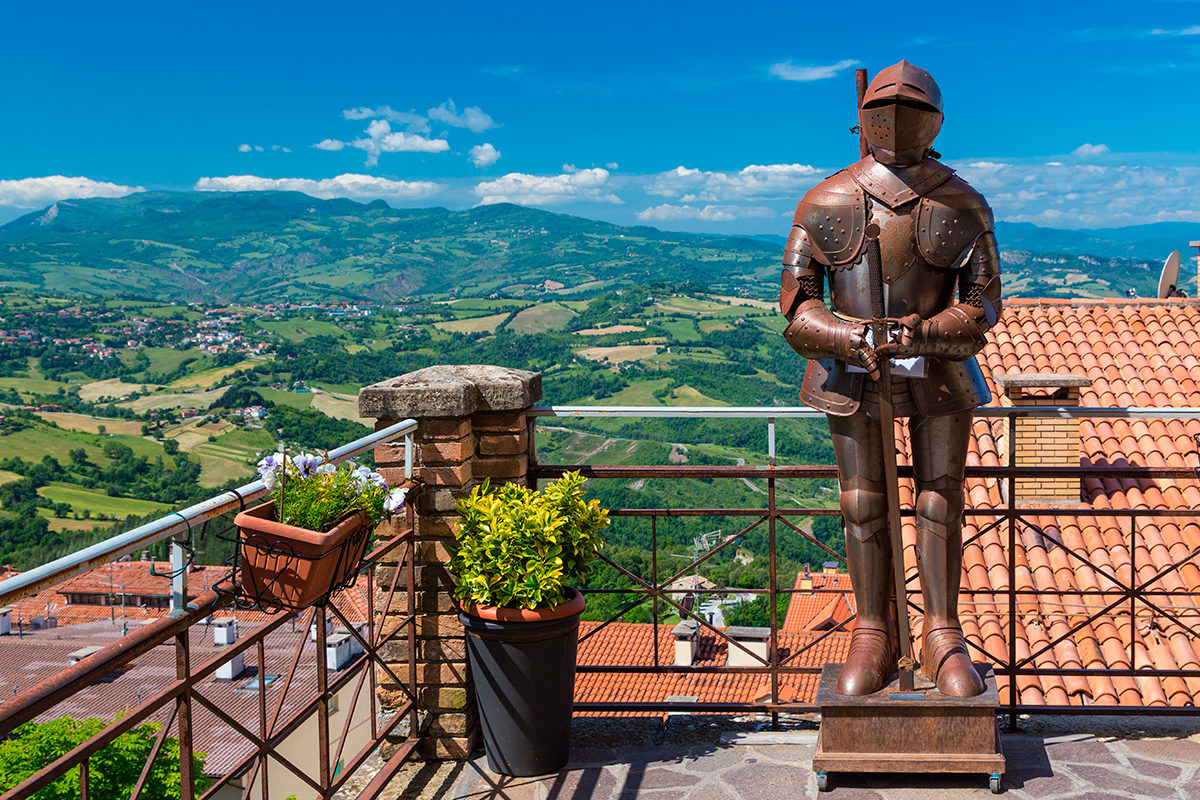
(292, 452), (323, 477)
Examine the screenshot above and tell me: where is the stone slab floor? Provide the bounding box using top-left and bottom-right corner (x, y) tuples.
(380, 716), (1200, 800)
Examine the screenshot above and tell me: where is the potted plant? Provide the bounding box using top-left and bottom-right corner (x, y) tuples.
(233, 452), (410, 611)
(449, 471), (608, 777)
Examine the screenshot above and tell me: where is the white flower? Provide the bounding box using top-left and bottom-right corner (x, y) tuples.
(316, 463), (336, 476)
(261, 470), (278, 490)
(351, 466), (372, 491)
(383, 487), (408, 513)
(257, 451), (286, 474)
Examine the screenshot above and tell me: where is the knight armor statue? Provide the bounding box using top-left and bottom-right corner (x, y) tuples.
(779, 60), (1001, 697)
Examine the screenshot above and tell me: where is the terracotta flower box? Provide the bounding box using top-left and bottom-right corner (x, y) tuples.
(233, 501), (371, 611)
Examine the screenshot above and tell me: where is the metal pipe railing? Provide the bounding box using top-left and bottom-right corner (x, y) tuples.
(531, 404), (1200, 419)
(0, 418), (417, 607)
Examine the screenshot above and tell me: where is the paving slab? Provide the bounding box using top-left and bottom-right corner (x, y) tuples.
(379, 717), (1200, 800)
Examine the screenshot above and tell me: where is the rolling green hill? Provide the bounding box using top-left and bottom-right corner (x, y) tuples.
(0, 190), (1189, 303)
(0, 192), (780, 302)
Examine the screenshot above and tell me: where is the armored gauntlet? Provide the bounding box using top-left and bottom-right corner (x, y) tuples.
(783, 299), (874, 365)
(895, 304), (989, 361)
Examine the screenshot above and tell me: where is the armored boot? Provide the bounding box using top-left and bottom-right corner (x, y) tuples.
(836, 531), (898, 695)
(916, 516), (984, 697)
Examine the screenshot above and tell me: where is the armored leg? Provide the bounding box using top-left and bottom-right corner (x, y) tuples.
(911, 411), (984, 697)
(829, 413), (896, 695)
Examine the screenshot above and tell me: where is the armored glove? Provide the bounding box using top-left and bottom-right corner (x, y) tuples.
(783, 299), (880, 380)
(875, 305), (988, 362)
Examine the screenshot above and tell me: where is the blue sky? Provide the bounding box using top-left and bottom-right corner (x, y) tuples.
(2, 1), (1200, 233)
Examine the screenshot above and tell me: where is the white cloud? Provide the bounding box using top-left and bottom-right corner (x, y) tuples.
(317, 119), (450, 167)
(428, 99), (496, 133)
(637, 204), (775, 223)
(950, 158), (1200, 228)
(475, 168), (620, 206)
(1072, 143), (1111, 158)
(194, 173), (443, 201)
(342, 106), (430, 134)
(606, 162), (619, 170)
(646, 163), (822, 201)
(239, 143), (292, 154)
(1150, 25), (1200, 35)
(469, 143), (501, 168)
(0, 176), (144, 209)
(769, 59), (858, 82)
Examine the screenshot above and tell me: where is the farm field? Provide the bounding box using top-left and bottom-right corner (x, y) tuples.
(38, 482), (173, 517)
(507, 302), (577, 334)
(37, 413), (145, 436)
(575, 324), (646, 336)
(434, 312), (509, 334)
(78, 379), (158, 403)
(121, 388), (227, 412)
(578, 344), (660, 363)
(169, 360), (259, 389)
(259, 318), (349, 342)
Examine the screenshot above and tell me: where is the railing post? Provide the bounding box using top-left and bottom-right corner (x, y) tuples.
(359, 365), (542, 761)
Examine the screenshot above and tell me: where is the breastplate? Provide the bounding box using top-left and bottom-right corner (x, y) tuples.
(827, 202), (958, 321)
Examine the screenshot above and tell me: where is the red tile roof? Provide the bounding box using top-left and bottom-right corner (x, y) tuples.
(946, 299), (1200, 707)
(579, 299), (1200, 711)
(575, 620), (850, 715)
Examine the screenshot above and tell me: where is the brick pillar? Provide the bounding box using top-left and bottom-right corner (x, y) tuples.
(993, 372), (1091, 504)
(358, 365), (541, 760)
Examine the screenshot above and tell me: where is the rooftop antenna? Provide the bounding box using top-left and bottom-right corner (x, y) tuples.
(1158, 250), (1185, 299)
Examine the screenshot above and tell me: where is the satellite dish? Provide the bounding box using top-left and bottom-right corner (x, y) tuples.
(1158, 251), (1183, 298)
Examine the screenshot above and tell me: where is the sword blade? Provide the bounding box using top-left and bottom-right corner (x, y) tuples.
(866, 230), (916, 692)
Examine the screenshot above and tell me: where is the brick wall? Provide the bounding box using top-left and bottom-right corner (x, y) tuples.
(994, 373), (1091, 504)
(359, 365), (540, 760)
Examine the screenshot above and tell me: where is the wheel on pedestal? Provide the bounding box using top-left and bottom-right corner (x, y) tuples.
(989, 773), (1002, 793)
(816, 772), (829, 792)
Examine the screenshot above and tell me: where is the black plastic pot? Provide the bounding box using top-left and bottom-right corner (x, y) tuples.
(458, 590), (584, 776)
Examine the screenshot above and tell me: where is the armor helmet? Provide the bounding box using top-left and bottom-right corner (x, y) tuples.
(860, 60), (943, 167)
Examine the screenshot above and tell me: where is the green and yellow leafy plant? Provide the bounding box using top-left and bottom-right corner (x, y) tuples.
(449, 471), (608, 610)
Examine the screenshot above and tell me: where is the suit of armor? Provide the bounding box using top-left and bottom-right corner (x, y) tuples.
(779, 61), (1001, 697)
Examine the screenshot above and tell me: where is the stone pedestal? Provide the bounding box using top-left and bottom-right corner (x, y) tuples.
(359, 365), (541, 760)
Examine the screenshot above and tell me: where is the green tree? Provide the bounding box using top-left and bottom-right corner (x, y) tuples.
(0, 717), (209, 800)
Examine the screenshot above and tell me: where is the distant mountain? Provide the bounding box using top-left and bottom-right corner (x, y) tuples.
(0, 191), (780, 303)
(0, 191), (1190, 303)
(996, 221), (1198, 263)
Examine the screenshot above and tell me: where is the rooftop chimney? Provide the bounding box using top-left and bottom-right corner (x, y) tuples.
(326, 632), (355, 670)
(994, 372), (1091, 503)
(311, 618), (334, 642)
(726, 626), (771, 667)
(0, 607), (10, 636)
(213, 618), (245, 680)
(212, 617), (237, 646)
(68, 645), (104, 664)
(822, 562), (838, 576)
(671, 620), (699, 667)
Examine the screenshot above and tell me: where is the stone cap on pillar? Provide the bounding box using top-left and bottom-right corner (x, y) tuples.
(992, 372), (1092, 391)
(358, 365), (542, 419)
(993, 371), (1091, 402)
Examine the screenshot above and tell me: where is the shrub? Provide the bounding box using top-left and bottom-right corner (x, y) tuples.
(449, 472), (608, 610)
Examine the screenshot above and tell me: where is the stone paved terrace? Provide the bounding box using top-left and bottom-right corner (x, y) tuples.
(380, 716), (1200, 800)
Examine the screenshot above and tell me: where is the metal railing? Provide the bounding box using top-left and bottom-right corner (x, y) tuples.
(0, 420), (421, 800)
(530, 405), (1200, 727)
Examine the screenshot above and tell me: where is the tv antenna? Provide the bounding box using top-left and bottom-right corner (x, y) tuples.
(1157, 250), (1186, 299)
